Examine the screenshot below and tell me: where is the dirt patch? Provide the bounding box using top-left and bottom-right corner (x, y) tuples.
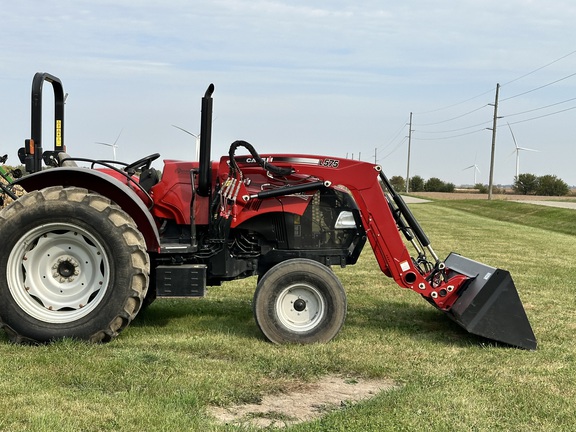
(209, 375), (398, 428)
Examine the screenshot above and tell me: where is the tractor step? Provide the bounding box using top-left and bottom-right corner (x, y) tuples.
(155, 264), (207, 297)
(444, 253), (537, 350)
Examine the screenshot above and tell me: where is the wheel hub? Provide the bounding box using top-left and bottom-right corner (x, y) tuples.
(293, 298), (307, 312)
(276, 283), (326, 333)
(52, 255), (80, 282)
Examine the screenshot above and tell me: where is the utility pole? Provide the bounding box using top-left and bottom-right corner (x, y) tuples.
(405, 112), (413, 193)
(488, 83), (500, 200)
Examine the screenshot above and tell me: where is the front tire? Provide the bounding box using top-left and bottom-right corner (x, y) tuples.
(253, 259), (347, 344)
(0, 186), (149, 343)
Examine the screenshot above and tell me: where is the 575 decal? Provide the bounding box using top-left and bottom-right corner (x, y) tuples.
(319, 158), (340, 168)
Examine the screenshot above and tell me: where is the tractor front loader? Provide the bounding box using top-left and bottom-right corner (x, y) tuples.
(0, 73), (536, 349)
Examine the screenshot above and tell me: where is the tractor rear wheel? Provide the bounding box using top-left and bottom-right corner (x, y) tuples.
(0, 186), (149, 343)
(253, 258), (347, 344)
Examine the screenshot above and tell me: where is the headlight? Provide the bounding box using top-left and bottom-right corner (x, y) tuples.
(334, 211), (356, 229)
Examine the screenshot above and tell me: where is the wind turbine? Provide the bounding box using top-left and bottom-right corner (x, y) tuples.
(507, 122), (539, 179)
(95, 129), (122, 161)
(463, 158), (481, 184)
(172, 124), (200, 161)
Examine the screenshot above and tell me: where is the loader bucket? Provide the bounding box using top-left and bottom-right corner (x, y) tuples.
(443, 253), (537, 350)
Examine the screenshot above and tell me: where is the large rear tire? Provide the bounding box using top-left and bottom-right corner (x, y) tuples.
(0, 186), (149, 343)
(253, 259), (347, 344)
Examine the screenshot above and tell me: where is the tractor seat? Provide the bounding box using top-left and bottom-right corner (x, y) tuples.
(139, 167), (160, 192)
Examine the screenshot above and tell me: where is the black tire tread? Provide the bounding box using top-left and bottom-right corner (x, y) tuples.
(253, 258), (347, 344)
(0, 186), (149, 344)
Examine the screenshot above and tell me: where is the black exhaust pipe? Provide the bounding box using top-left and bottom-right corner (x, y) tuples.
(197, 84), (214, 197)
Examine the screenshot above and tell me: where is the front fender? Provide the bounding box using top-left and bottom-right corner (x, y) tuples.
(15, 168), (160, 251)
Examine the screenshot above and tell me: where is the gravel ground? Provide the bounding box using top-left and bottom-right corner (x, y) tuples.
(510, 200), (576, 209)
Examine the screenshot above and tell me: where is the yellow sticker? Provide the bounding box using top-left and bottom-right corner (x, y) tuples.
(56, 120), (62, 147)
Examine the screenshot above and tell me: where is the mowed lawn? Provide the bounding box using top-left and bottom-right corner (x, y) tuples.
(0, 199), (574, 431)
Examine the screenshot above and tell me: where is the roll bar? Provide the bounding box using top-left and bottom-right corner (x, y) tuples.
(18, 72), (66, 173)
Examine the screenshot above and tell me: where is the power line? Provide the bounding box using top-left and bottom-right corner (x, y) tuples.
(501, 96), (576, 118)
(380, 136), (408, 160)
(507, 105), (576, 125)
(414, 49), (576, 117)
(415, 104), (490, 126)
(415, 119), (493, 134)
(412, 128), (487, 141)
(414, 78), (576, 141)
(501, 71), (576, 102)
(378, 121), (407, 153)
(375, 51), (576, 167)
(501, 49), (576, 87)
(414, 89), (494, 115)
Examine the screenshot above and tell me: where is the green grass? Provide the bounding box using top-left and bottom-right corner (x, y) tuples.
(428, 199), (576, 237)
(1, 200), (575, 431)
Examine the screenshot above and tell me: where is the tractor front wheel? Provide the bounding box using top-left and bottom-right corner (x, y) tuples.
(0, 186), (149, 343)
(253, 259), (347, 344)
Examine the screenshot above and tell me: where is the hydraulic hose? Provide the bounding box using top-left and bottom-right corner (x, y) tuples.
(228, 140), (293, 177)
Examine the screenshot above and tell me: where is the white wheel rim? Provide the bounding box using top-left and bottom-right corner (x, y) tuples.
(6, 223), (111, 323)
(275, 283), (326, 332)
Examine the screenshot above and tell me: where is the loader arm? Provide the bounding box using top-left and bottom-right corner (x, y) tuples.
(228, 154), (460, 308)
(224, 150), (537, 349)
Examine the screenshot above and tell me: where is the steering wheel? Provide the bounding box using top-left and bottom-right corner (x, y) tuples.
(123, 153), (161, 174)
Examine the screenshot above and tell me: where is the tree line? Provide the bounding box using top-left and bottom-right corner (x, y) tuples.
(512, 173), (569, 196)
(389, 173), (571, 196)
(389, 175), (455, 193)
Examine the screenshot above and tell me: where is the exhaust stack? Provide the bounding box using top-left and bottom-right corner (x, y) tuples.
(197, 83), (214, 197)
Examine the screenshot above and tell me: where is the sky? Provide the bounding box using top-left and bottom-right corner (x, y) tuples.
(1, 0), (575, 186)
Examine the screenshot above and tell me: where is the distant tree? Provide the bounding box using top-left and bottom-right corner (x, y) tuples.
(474, 183), (488, 194)
(536, 174), (569, 196)
(423, 177), (455, 193)
(410, 175), (425, 192)
(442, 182), (455, 193)
(424, 177), (444, 192)
(389, 175), (406, 192)
(513, 173), (539, 195)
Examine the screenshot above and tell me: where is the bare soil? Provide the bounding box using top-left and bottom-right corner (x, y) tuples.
(209, 374), (399, 428)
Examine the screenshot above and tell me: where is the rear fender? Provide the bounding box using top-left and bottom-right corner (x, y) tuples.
(15, 168), (160, 251)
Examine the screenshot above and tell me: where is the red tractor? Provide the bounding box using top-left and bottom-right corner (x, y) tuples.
(0, 73), (536, 349)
